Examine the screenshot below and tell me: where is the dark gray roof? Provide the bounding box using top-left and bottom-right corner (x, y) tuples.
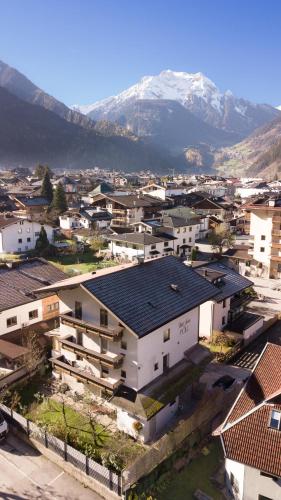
(0, 258), (66, 312)
(195, 262), (253, 301)
(83, 256), (219, 338)
(107, 232), (175, 245)
(16, 196), (49, 207)
(227, 312), (263, 333)
(162, 215), (199, 228)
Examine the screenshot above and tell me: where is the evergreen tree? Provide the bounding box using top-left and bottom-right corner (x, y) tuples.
(35, 164), (53, 180)
(35, 226), (49, 253)
(52, 182), (67, 213)
(41, 171), (53, 203)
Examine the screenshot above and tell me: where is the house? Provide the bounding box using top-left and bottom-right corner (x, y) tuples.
(107, 232), (176, 261)
(0, 258), (65, 343)
(247, 197), (281, 278)
(90, 193), (166, 228)
(12, 196), (49, 219)
(0, 216), (54, 254)
(215, 343), (281, 500)
(140, 183), (166, 200)
(192, 197), (232, 220)
(40, 256), (219, 442)
(194, 262), (263, 343)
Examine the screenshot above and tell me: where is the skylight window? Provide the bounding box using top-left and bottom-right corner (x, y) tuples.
(269, 410), (281, 430)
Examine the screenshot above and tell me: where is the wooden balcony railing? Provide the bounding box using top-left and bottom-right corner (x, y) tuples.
(60, 314), (123, 341)
(50, 356), (122, 392)
(60, 337), (123, 368)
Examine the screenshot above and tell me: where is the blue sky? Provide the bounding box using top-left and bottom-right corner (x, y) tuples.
(0, 0), (280, 106)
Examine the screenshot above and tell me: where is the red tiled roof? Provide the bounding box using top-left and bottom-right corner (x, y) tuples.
(219, 343), (281, 477)
(223, 403), (281, 477)
(227, 343), (281, 423)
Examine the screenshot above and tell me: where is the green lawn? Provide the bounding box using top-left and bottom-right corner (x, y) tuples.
(161, 440), (224, 500)
(49, 251), (118, 275)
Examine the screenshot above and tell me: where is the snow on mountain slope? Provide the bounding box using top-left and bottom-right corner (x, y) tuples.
(73, 70), (279, 138)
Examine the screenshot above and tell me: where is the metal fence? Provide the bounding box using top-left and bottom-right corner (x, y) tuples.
(0, 404), (121, 496)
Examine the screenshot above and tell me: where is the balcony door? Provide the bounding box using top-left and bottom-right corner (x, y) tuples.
(100, 337), (108, 354)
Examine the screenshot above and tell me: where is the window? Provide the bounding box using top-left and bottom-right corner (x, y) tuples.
(100, 337), (108, 354)
(189, 226), (192, 232)
(121, 340), (127, 350)
(19, 220), (24, 225)
(101, 367), (109, 378)
(75, 301), (82, 320)
(29, 309), (38, 320)
(163, 328), (170, 342)
(260, 247), (265, 252)
(47, 302), (59, 312)
(18, 238), (22, 243)
(183, 238), (186, 244)
(189, 237), (192, 243)
(261, 235), (266, 240)
(100, 308), (108, 327)
(154, 362), (159, 371)
(223, 299), (226, 308)
(183, 228), (186, 233)
(269, 409), (281, 430)
(164, 241), (169, 247)
(35, 232), (40, 237)
(177, 228), (180, 234)
(151, 244), (156, 250)
(222, 316), (226, 325)
(7, 316), (17, 327)
(121, 370), (126, 379)
(27, 237), (31, 242)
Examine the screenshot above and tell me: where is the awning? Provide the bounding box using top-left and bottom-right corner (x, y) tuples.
(164, 247), (174, 252)
(0, 340), (28, 360)
(180, 244), (191, 249)
(149, 250), (160, 255)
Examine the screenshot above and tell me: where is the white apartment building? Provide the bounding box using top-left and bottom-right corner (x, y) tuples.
(248, 197), (281, 278)
(0, 216), (54, 254)
(107, 232), (175, 261)
(216, 343), (281, 500)
(195, 262), (263, 343)
(41, 256), (219, 442)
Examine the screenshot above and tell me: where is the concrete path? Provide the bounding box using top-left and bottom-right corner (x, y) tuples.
(0, 432), (102, 499)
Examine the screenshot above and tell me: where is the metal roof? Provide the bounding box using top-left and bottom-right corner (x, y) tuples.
(195, 261), (253, 301)
(83, 256), (219, 338)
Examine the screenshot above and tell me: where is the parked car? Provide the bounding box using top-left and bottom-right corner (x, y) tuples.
(0, 411), (8, 441)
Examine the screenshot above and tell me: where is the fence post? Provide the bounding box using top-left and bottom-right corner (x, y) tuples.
(118, 474), (122, 496)
(109, 470), (113, 491)
(45, 429), (48, 448)
(26, 419), (30, 437)
(85, 455), (89, 475)
(64, 440), (67, 461)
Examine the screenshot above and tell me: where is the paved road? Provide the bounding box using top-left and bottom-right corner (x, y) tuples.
(0, 432), (102, 499)
(230, 319), (281, 370)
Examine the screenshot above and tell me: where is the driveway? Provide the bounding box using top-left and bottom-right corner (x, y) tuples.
(0, 432), (102, 499)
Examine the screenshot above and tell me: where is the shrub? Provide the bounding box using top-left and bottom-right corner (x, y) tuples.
(132, 421), (143, 433)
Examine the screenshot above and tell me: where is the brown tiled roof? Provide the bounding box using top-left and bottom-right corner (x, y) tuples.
(0, 339), (28, 359)
(222, 403), (281, 477)
(227, 343), (281, 423)
(219, 343), (281, 477)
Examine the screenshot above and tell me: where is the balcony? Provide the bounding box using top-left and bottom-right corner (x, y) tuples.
(60, 314), (123, 341)
(50, 356), (122, 392)
(60, 336), (123, 368)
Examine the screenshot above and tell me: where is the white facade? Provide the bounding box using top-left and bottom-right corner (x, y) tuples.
(0, 219), (54, 254)
(250, 211), (272, 270)
(0, 299), (43, 336)
(110, 239), (174, 262)
(225, 458), (245, 499)
(59, 214), (90, 231)
(199, 298), (230, 338)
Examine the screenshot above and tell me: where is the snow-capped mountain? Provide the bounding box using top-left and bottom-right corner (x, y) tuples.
(73, 70), (279, 139)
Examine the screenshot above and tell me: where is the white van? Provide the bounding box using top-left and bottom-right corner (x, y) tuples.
(0, 412), (8, 441)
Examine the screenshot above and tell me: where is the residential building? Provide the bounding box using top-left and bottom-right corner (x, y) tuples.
(194, 262), (263, 343)
(0, 216), (54, 254)
(107, 232), (175, 261)
(216, 343), (281, 500)
(0, 258), (65, 343)
(12, 196), (49, 219)
(42, 256), (219, 442)
(247, 197), (281, 278)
